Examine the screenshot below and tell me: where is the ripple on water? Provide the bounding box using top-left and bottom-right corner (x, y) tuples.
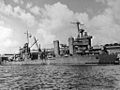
(0, 65), (119, 90)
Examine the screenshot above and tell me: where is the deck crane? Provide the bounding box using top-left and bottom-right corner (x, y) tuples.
(30, 37), (41, 59)
(33, 37), (41, 52)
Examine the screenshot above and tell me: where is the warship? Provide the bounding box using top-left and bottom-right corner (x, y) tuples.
(1, 22), (119, 65)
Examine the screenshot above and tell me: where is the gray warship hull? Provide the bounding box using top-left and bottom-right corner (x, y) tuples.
(3, 54), (119, 65)
(2, 56), (98, 65)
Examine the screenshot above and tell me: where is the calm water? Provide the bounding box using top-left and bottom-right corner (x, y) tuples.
(0, 65), (120, 90)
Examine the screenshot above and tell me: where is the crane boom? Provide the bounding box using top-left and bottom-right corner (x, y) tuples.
(30, 39), (38, 48)
(34, 37), (39, 49)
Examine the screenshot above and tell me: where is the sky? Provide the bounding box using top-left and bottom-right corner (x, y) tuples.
(0, 0), (120, 54)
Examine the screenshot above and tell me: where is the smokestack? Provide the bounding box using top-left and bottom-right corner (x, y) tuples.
(68, 37), (74, 55)
(53, 40), (60, 57)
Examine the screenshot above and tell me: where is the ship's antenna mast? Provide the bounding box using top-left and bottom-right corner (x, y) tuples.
(24, 27), (31, 46)
(27, 30), (29, 44)
(71, 21), (84, 38)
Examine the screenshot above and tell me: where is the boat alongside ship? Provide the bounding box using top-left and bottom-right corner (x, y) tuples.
(0, 21), (120, 65)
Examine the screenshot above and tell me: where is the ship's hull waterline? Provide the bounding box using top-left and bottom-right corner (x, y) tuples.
(3, 55), (99, 65)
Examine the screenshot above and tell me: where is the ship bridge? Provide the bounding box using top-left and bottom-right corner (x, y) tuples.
(68, 22), (93, 55)
(53, 22), (93, 56)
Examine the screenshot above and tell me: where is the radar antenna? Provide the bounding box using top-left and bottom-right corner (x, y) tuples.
(71, 21), (85, 38)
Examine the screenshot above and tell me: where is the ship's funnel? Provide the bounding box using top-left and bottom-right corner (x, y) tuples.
(68, 37), (74, 55)
(53, 40), (60, 57)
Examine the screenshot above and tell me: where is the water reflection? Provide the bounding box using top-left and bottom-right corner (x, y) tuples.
(0, 65), (120, 90)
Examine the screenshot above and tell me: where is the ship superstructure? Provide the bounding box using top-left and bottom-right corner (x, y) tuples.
(53, 21), (93, 57)
(69, 22), (92, 55)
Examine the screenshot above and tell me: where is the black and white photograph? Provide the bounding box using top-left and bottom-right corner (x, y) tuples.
(0, 0), (120, 90)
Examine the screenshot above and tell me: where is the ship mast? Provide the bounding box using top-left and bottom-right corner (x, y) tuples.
(24, 30), (31, 46)
(71, 21), (84, 38)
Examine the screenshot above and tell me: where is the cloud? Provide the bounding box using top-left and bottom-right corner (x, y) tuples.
(88, 0), (120, 45)
(0, 20), (4, 25)
(36, 2), (89, 48)
(30, 6), (41, 15)
(0, 26), (12, 40)
(0, 1), (35, 27)
(0, 25), (18, 53)
(36, 1), (120, 48)
(0, 1), (89, 48)
(0, 2), (13, 16)
(37, 28), (55, 48)
(26, 3), (33, 9)
(13, 6), (36, 26)
(96, 0), (106, 4)
(3, 39), (18, 48)
(13, 0), (19, 4)
(96, 0), (120, 21)
(0, 0), (120, 52)
(107, 0), (120, 21)
(13, 0), (24, 4)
